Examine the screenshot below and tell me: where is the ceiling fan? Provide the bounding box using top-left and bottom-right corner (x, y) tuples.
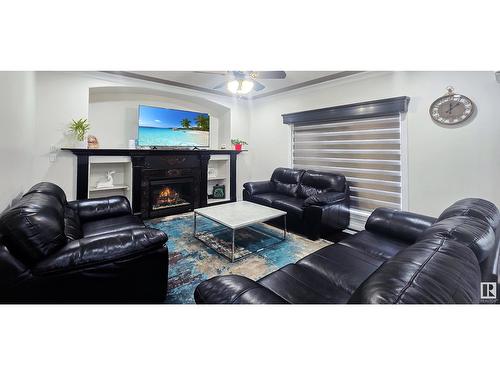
(195, 71), (287, 94)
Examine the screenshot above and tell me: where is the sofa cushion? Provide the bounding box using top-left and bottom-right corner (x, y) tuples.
(272, 197), (305, 218)
(258, 264), (351, 303)
(0, 192), (67, 266)
(271, 168), (304, 197)
(340, 230), (409, 260)
(249, 193), (285, 207)
(298, 170), (346, 198)
(349, 237), (481, 304)
(296, 243), (386, 297)
(82, 215), (145, 238)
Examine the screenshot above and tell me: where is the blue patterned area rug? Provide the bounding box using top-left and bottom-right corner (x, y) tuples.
(146, 212), (332, 304)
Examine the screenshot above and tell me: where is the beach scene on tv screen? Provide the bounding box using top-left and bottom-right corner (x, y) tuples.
(138, 105), (210, 147)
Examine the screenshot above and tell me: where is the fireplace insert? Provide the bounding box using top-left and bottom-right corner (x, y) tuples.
(149, 178), (194, 217)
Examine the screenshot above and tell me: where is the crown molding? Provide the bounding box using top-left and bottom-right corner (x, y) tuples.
(103, 71), (364, 101)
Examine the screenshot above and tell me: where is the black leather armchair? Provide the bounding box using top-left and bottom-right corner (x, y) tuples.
(195, 198), (500, 304)
(0, 182), (169, 303)
(243, 168), (350, 240)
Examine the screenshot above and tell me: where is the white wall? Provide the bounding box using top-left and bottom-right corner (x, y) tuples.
(0, 72), (36, 211)
(248, 71), (500, 217)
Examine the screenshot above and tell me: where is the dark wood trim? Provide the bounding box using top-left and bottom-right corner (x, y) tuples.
(131, 156), (145, 214)
(229, 153), (237, 202)
(61, 148), (243, 157)
(76, 154), (89, 200)
(199, 154), (211, 207)
(282, 96), (410, 125)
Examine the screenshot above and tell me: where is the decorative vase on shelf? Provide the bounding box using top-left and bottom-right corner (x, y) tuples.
(77, 140), (87, 148)
(234, 143), (242, 151)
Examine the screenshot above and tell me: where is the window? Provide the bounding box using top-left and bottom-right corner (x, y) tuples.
(291, 115), (406, 230)
(283, 96), (410, 231)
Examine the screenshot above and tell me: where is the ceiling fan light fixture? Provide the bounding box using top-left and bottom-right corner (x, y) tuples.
(240, 80), (254, 94)
(227, 79), (254, 94)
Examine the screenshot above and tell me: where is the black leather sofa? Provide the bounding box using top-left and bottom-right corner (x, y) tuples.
(0, 182), (169, 303)
(243, 168), (350, 240)
(194, 198), (500, 304)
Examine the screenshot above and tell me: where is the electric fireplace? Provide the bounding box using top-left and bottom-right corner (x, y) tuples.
(149, 178), (194, 217)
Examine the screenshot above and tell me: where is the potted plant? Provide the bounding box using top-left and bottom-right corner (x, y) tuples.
(231, 139), (247, 151)
(69, 118), (90, 148)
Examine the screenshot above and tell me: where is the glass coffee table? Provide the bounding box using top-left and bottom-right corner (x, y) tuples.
(193, 201), (287, 262)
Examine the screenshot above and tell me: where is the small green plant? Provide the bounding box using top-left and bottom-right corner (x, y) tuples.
(231, 139), (248, 145)
(69, 118), (90, 141)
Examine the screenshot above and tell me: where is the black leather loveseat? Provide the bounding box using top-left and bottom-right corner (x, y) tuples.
(243, 168), (350, 240)
(195, 198), (500, 304)
(0, 182), (169, 303)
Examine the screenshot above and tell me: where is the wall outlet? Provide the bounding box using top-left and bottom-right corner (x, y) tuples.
(49, 145), (59, 162)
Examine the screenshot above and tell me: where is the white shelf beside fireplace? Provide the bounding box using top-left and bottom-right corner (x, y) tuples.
(88, 156), (132, 202)
(207, 155), (230, 205)
(89, 185), (130, 192)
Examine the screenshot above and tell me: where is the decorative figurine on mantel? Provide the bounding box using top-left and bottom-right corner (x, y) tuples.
(87, 135), (99, 149)
(96, 170), (116, 189)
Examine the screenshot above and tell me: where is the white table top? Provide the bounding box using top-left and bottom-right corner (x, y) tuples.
(194, 201), (286, 229)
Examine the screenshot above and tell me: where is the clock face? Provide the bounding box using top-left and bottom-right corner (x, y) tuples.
(430, 94), (474, 125)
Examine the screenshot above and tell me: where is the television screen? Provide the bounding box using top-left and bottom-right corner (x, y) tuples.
(137, 105), (210, 147)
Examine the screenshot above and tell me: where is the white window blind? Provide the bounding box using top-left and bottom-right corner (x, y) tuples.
(292, 115), (404, 229)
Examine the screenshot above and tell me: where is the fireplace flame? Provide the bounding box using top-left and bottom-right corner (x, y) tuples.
(158, 186), (179, 204)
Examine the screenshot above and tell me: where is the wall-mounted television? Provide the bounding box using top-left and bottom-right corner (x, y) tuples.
(137, 105), (210, 147)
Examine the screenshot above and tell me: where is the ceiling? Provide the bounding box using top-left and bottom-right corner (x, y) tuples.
(107, 71), (361, 99)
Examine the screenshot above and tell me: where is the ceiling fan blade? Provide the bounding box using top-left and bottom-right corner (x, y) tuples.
(251, 71), (286, 79)
(194, 71), (227, 76)
(252, 80), (266, 91)
(213, 81), (228, 90)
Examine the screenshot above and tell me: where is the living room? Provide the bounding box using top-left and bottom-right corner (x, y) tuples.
(1, 1), (498, 374)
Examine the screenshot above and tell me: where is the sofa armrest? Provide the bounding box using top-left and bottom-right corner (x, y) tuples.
(366, 207), (436, 244)
(303, 192), (350, 237)
(0, 244), (31, 289)
(68, 196), (132, 223)
(33, 228), (167, 276)
(194, 275), (287, 304)
(303, 191), (347, 207)
(243, 181), (275, 196)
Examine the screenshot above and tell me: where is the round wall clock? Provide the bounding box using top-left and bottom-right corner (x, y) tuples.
(429, 86), (474, 125)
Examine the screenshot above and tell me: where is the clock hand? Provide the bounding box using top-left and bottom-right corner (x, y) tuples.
(446, 103), (460, 114)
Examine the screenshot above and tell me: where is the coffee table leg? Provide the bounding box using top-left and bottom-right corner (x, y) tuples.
(231, 229), (235, 262)
(283, 215), (287, 239)
(193, 212), (197, 236)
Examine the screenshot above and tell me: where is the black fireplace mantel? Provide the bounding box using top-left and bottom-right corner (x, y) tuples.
(62, 148), (243, 157)
(62, 148), (243, 215)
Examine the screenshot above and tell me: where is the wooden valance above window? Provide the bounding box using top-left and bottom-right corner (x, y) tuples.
(282, 96), (410, 126)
